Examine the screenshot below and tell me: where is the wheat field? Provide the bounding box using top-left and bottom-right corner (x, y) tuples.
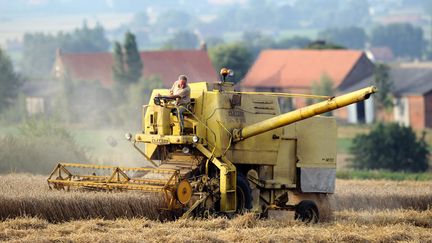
(0, 174), (431, 242)
(0, 210), (431, 242)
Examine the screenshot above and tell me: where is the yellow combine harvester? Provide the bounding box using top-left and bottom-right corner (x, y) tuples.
(48, 69), (376, 222)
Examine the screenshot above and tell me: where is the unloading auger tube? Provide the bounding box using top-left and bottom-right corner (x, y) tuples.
(232, 86), (377, 142)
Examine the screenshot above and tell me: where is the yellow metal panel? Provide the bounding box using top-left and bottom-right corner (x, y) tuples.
(145, 143), (158, 159)
(202, 91), (281, 164)
(228, 150), (279, 165)
(188, 82), (209, 92)
(156, 106), (171, 135)
(295, 116), (337, 169)
(274, 138), (296, 185)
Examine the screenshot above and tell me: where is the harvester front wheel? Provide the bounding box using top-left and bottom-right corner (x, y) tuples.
(236, 174), (252, 213)
(294, 200), (319, 223)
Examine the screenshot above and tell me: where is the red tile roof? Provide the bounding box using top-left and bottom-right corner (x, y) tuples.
(58, 50), (218, 87)
(241, 49), (365, 89)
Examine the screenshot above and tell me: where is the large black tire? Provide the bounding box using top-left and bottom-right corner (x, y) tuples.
(294, 200), (319, 223)
(236, 173), (253, 213)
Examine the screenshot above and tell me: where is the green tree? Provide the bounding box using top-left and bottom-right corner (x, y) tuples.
(124, 31), (143, 84)
(0, 48), (22, 112)
(318, 27), (367, 49)
(111, 41), (128, 102)
(112, 42), (126, 84)
(242, 31), (274, 58)
(163, 30), (199, 49)
(21, 32), (58, 78)
(60, 21), (110, 53)
(110, 32), (145, 125)
(371, 23), (425, 58)
(205, 36), (225, 48)
(373, 64), (393, 110)
(274, 36), (311, 49)
(311, 74), (334, 97)
(21, 22), (110, 78)
(350, 123), (429, 172)
(305, 40), (345, 50)
(209, 42), (253, 83)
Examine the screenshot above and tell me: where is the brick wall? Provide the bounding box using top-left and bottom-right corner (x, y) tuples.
(335, 106), (348, 122)
(376, 109), (394, 123)
(425, 92), (432, 128)
(408, 95), (425, 129)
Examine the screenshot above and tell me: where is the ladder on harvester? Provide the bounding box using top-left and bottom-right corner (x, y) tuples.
(47, 163), (181, 210)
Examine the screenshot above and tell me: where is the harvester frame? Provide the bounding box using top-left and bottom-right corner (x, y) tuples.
(48, 69), (377, 222)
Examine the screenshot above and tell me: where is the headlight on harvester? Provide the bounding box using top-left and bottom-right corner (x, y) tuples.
(192, 135), (199, 143)
(125, 133), (133, 141)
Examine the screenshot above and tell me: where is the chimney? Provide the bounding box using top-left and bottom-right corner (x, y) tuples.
(199, 42), (207, 51)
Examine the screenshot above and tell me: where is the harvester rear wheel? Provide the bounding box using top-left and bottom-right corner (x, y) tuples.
(294, 200), (319, 223)
(236, 174), (252, 213)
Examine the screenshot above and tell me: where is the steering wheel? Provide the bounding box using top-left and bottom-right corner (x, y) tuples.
(154, 96), (176, 107)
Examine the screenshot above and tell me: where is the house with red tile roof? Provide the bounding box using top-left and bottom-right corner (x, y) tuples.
(52, 49), (218, 88)
(241, 49), (376, 124)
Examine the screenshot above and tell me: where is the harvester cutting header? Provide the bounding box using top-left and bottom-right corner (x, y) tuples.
(48, 68), (376, 222)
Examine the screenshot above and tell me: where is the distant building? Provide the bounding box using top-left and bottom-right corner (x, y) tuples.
(52, 49), (218, 87)
(342, 63), (432, 129)
(241, 49), (376, 123)
(21, 80), (60, 116)
(25, 48), (217, 116)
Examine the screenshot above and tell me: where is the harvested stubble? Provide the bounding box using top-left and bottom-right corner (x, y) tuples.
(0, 174), (432, 222)
(335, 179), (432, 211)
(0, 209), (431, 242)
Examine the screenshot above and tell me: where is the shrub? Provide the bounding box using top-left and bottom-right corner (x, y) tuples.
(350, 123), (429, 172)
(0, 118), (89, 174)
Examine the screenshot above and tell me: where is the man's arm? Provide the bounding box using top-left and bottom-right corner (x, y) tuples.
(169, 81), (178, 95)
(165, 87), (189, 99)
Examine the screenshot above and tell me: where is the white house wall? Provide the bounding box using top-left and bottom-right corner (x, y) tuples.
(393, 97), (410, 126)
(347, 103), (357, 123)
(26, 97), (45, 115)
(365, 96), (374, 124)
(347, 98), (374, 124)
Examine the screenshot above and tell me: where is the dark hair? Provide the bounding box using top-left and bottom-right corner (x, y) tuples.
(178, 75), (188, 82)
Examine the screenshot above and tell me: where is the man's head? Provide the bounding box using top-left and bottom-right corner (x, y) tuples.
(178, 75), (188, 88)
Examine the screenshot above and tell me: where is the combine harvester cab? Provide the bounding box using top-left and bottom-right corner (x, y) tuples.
(48, 68), (377, 222)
